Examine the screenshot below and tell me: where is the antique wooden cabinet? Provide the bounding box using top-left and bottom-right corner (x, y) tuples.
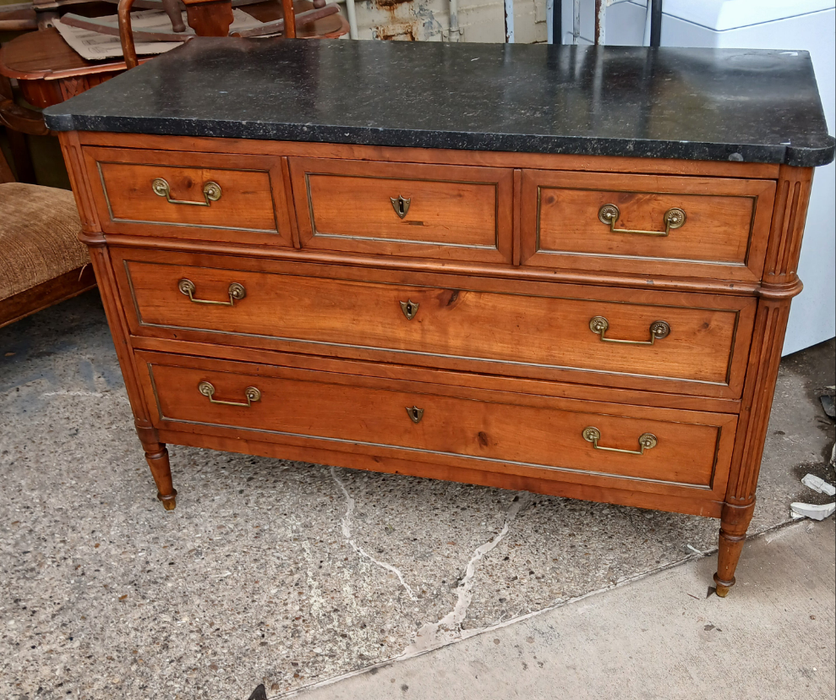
(44, 40), (835, 596)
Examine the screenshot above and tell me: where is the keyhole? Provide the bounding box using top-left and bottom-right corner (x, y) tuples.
(390, 195), (411, 219)
(406, 406), (424, 424)
(400, 299), (419, 320)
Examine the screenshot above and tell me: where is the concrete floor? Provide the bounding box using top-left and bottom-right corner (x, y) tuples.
(0, 290), (833, 700)
(295, 518), (836, 700)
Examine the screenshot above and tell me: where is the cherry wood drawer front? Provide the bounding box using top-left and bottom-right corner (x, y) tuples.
(84, 147), (295, 246)
(521, 170), (776, 281)
(138, 352), (736, 497)
(118, 254), (756, 398)
(289, 157), (513, 263)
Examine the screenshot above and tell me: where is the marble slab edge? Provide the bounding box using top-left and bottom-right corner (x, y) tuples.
(40, 113), (836, 168)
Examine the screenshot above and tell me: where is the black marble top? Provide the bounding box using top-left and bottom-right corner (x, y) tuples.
(44, 39), (834, 167)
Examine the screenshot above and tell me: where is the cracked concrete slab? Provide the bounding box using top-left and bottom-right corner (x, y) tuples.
(0, 291), (833, 699)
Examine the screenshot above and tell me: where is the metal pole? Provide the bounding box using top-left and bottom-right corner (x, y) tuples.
(650, 0), (662, 47)
(572, 0), (580, 44)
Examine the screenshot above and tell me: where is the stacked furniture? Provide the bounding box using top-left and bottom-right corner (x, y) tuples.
(44, 40), (835, 595)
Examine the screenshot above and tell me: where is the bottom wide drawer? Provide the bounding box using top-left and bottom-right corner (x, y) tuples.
(137, 352), (737, 496)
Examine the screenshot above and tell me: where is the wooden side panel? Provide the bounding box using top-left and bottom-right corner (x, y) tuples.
(137, 350), (737, 500)
(520, 170), (776, 282)
(289, 157), (514, 263)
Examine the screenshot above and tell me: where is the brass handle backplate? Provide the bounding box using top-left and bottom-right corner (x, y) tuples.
(198, 381), (261, 407)
(582, 427), (657, 455)
(598, 203), (685, 237)
(152, 178), (222, 207)
(390, 195), (411, 219)
(178, 279), (246, 306)
(406, 406), (424, 424)
(400, 299), (419, 320)
(589, 316), (670, 345)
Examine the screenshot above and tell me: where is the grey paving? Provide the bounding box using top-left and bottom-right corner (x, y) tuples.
(296, 518), (836, 700)
(0, 291), (833, 699)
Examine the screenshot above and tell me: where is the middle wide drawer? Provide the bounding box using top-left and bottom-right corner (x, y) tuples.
(114, 250), (757, 398)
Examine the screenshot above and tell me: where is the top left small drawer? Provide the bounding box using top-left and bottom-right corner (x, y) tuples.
(83, 147), (295, 247)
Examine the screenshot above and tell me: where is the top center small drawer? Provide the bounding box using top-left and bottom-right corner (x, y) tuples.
(289, 158), (513, 264)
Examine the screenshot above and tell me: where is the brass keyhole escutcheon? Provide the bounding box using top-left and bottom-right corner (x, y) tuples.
(406, 406), (424, 424)
(400, 299), (419, 320)
(390, 195), (411, 219)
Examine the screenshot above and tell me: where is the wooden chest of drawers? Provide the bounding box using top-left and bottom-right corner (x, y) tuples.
(45, 40), (835, 596)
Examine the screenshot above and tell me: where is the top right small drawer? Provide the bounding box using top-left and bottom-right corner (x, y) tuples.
(520, 170), (776, 282)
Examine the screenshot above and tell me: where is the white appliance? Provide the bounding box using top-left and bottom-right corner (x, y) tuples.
(594, 0), (836, 355)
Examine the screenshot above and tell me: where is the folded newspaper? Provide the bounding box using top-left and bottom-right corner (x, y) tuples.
(55, 9), (264, 61)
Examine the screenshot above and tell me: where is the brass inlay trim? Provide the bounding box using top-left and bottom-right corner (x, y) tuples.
(96, 161), (278, 234)
(124, 260), (741, 388)
(304, 172), (501, 251)
(144, 363), (722, 491)
(533, 184), (758, 266)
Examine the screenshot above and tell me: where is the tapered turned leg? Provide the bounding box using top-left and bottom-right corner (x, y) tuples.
(143, 441), (177, 511)
(713, 501), (754, 597)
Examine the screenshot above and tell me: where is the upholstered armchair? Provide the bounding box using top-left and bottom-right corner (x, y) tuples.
(0, 126), (94, 328)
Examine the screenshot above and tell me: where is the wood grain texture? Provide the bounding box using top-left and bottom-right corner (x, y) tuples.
(58, 129), (820, 596)
(711, 165), (813, 595)
(137, 350), (737, 500)
(58, 131), (102, 235)
(113, 249), (757, 398)
(289, 157), (513, 263)
(155, 428), (725, 518)
(83, 146), (294, 246)
(521, 170), (775, 282)
(129, 335), (742, 414)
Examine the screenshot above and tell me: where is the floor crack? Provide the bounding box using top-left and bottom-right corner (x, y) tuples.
(331, 467), (417, 601)
(403, 492), (531, 654)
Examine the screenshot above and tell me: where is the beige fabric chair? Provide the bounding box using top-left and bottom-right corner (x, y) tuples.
(0, 138), (94, 328)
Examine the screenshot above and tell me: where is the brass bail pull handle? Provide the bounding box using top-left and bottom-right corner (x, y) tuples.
(406, 406), (424, 424)
(400, 299), (419, 320)
(178, 279), (246, 306)
(152, 178), (222, 207)
(582, 427), (657, 456)
(598, 203), (686, 237)
(198, 381), (261, 408)
(390, 195), (411, 219)
(589, 316), (670, 346)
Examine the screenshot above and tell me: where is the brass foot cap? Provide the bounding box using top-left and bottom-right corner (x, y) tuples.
(713, 573), (735, 598)
(158, 490), (178, 511)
